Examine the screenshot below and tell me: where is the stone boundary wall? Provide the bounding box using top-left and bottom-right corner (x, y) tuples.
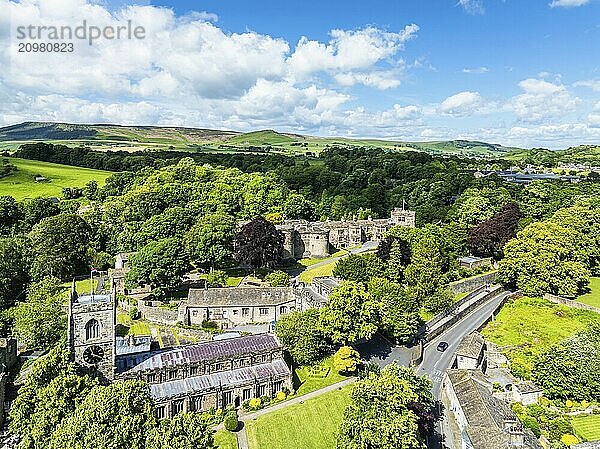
(138, 302), (179, 325)
(449, 271), (497, 295)
(543, 293), (600, 314)
(426, 285), (488, 330)
(421, 286), (506, 343)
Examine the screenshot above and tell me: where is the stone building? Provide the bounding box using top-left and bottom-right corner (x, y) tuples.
(512, 382), (543, 406)
(453, 332), (487, 371)
(68, 282), (293, 417)
(459, 256), (493, 270)
(444, 369), (541, 449)
(110, 252), (151, 297)
(0, 337), (17, 427)
(178, 277), (340, 329)
(119, 334), (292, 418)
(277, 208), (416, 259)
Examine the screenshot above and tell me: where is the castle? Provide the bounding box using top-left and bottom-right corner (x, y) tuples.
(276, 208), (416, 259)
(67, 283), (293, 418)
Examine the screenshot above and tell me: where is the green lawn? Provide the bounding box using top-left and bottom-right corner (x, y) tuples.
(299, 260), (337, 283)
(578, 277), (600, 308)
(294, 356), (347, 396)
(116, 311), (151, 336)
(213, 429), (238, 449)
(245, 385), (351, 449)
(481, 296), (600, 377)
(60, 279), (98, 294)
(572, 414), (600, 442)
(0, 157), (111, 200)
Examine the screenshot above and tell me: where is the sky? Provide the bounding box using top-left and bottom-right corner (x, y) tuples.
(1, 0), (599, 149)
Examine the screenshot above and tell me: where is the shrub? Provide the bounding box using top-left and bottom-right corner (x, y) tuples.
(206, 270), (229, 287)
(333, 346), (361, 374)
(202, 320), (218, 330)
(265, 270), (291, 287)
(561, 434), (580, 447)
(276, 391), (286, 401)
(248, 398), (262, 410)
(521, 416), (541, 438)
(128, 307), (139, 320)
(224, 411), (238, 432)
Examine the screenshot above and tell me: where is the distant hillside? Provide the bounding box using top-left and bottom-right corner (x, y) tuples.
(0, 121), (523, 158)
(504, 145), (600, 166)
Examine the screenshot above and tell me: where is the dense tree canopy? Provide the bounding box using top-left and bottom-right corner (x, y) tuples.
(337, 364), (433, 449)
(274, 309), (330, 366)
(184, 212), (236, 269)
(468, 202), (521, 259)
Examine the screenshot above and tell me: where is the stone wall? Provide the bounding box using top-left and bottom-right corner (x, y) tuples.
(543, 293), (600, 314)
(138, 302), (179, 325)
(449, 271), (497, 295)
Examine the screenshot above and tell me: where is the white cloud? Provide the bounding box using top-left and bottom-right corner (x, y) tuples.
(508, 78), (580, 123)
(438, 91), (484, 116)
(549, 0), (590, 7)
(334, 71), (401, 89)
(457, 0), (485, 15)
(462, 67), (489, 74)
(574, 79), (600, 91)
(287, 25), (418, 78)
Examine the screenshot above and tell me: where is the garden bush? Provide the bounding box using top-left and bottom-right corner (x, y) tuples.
(224, 411), (238, 432)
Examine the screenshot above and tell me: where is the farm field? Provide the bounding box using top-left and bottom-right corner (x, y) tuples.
(578, 277), (600, 308)
(572, 414), (600, 442)
(481, 296), (600, 377)
(0, 157), (111, 200)
(245, 385), (351, 449)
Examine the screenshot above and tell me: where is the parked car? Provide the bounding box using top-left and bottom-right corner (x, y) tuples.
(437, 341), (449, 352)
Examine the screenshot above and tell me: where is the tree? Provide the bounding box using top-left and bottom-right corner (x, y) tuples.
(336, 364), (433, 449)
(319, 281), (379, 344)
(10, 277), (67, 351)
(49, 380), (157, 449)
(384, 239), (412, 282)
(184, 213), (236, 269)
(274, 309), (330, 366)
(282, 193), (316, 220)
(29, 214), (92, 280)
(404, 234), (453, 313)
(468, 202), (521, 259)
(145, 413), (214, 449)
(532, 323), (600, 402)
(333, 346), (361, 374)
(265, 270), (291, 287)
(0, 237), (30, 311)
(9, 345), (77, 438)
(498, 221), (590, 297)
(0, 195), (23, 235)
(84, 180), (99, 200)
(125, 238), (190, 298)
(21, 197), (60, 231)
(206, 270), (229, 287)
(234, 216), (284, 269)
(333, 254), (386, 284)
(368, 278), (420, 344)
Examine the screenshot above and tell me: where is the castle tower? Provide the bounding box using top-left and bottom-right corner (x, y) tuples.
(68, 280), (116, 382)
(390, 207), (416, 228)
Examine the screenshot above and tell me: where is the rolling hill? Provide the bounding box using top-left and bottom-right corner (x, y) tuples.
(0, 121), (523, 158)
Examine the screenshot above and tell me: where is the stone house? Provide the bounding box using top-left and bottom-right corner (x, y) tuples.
(110, 252), (152, 297)
(68, 282), (293, 418)
(512, 382), (543, 406)
(453, 332), (487, 371)
(178, 277), (341, 329)
(444, 369), (541, 449)
(180, 287), (298, 329)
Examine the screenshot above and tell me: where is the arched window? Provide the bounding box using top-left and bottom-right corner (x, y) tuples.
(85, 319), (100, 340)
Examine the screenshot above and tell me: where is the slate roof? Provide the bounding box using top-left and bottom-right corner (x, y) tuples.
(312, 277), (342, 289)
(115, 335), (152, 356)
(150, 358), (291, 400)
(187, 287), (295, 307)
(455, 332), (485, 359)
(460, 256), (484, 264)
(75, 294), (111, 304)
(125, 334), (281, 373)
(514, 381), (542, 394)
(447, 369), (540, 449)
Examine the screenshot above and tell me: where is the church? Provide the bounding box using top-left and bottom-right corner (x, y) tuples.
(67, 282), (293, 418)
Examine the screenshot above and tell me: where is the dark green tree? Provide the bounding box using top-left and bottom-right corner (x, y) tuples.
(274, 309), (330, 365)
(184, 213), (236, 269)
(145, 413), (214, 449)
(234, 216), (284, 269)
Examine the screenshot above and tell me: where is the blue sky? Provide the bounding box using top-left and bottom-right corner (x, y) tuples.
(1, 0), (599, 148)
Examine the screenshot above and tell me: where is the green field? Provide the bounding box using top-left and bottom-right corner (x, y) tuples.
(245, 385), (351, 449)
(572, 414), (600, 442)
(578, 277), (600, 308)
(481, 296), (600, 377)
(213, 429), (238, 449)
(299, 260), (337, 283)
(0, 157), (111, 200)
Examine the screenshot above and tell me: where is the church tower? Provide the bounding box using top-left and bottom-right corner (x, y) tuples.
(68, 280), (116, 382)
